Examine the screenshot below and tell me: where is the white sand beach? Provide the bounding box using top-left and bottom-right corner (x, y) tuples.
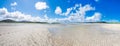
(0, 23), (120, 46)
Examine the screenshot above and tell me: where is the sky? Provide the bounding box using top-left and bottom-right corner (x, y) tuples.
(0, 0), (120, 22)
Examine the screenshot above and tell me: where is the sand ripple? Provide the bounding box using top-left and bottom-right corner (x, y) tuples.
(0, 23), (120, 46)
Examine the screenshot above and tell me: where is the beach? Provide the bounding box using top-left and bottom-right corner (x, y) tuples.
(0, 23), (120, 46)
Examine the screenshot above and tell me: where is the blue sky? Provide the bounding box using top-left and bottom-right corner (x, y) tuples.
(0, 0), (120, 22)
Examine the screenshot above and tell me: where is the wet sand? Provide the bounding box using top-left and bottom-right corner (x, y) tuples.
(0, 23), (120, 46)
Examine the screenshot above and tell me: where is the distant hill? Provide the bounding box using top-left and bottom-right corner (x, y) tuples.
(85, 21), (107, 23)
(0, 19), (108, 24)
(0, 19), (50, 24)
(0, 19), (16, 22)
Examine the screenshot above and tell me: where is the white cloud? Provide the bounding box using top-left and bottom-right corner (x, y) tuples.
(35, 2), (49, 10)
(0, 8), (8, 15)
(62, 8), (72, 16)
(73, 4), (80, 10)
(11, 2), (17, 6)
(55, 6), (72, 16)
(43, 14), (49, 22)
(55, 4), (95, 17)
(10, 2), (17, 10)
(0, 8), (58, 23)
(55, 6), (62, 15)
(0, 4), (102, 23)
(0, 8), (42, 22)
(55, 4), (80, 16)
(85, 12), (101, 22)
(51, 4), (101, 23)
(67, 4), (95, 22)
(54, 4), (101, 22)
(79, 4), (95, 16)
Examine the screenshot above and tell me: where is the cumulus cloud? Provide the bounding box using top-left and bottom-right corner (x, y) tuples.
(10, 2), (17, 10)
(0, 8), (42, 22)
(43, 14), (49, 22)
(79, 4), (95, 15)
(85, 12), (101, 22)
(54, 4), (101, 22)
(55, 6), (73, 16)
(0, 8), (58, 23)
(11, 2), (17, 6)
(35, 2), (49, 10)
(0, 8), (8, 15)
(0, 4), (102, 23)
(66, 4), (95, 22)
(55, 4), (95, 17)
(55, 6), (62, 15)
(62, 8), (72, 16)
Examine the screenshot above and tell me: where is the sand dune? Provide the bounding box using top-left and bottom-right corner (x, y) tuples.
(0, 23), (120, 46)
